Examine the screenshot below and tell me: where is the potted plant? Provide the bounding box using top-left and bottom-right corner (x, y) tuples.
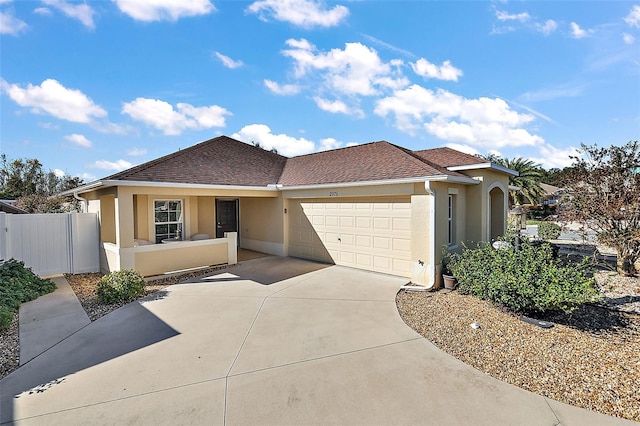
(441, 249), (457, 290)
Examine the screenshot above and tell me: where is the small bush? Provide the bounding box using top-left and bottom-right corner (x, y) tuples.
(97, 269), (145, 304)
(0, 259), (56, 331)
(538, 222), (561, 240)
(448, 237), (598, 315)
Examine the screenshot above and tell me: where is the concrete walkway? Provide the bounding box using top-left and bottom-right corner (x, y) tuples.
(18, 276), (90, 365)
(1, 257), (636, 425)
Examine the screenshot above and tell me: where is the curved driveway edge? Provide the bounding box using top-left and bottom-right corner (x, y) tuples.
(1, 256), (635, 425)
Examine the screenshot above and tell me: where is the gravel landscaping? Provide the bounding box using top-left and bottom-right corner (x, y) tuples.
(397, 274), (640, 423)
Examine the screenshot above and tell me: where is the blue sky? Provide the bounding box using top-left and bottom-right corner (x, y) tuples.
(1, 0), (639, 182)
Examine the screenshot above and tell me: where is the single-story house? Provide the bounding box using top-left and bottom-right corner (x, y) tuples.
(66, 135), (517, 287)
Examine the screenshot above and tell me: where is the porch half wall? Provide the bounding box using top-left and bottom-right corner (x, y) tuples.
(102, 232), (237, 277)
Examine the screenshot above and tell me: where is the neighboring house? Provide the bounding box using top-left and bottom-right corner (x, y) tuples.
(539, 183), (563, 207)
(0, 200), (27, 214)
(65, 136), (516, 287)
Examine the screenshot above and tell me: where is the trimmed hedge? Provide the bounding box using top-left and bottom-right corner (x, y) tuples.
(97, 269), (146, 304)
(0, 259), (56, 330)
(538, 222), (562, 240)
(448, 237), (598, 315)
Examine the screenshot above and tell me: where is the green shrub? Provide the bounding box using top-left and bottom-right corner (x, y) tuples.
(538, 222), (561, 240)
(0, 259), (56, 331)
(448, 237), (598, 315)
(97, 269), (145, 304)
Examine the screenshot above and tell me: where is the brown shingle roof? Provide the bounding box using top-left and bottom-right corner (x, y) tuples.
(105, 136), (287, 186)
(278, 141), (447, 186)
(414, 147), (487, 168)
(97, 136), (494, 190)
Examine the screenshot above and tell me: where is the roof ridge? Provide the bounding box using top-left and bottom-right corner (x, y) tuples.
(289, 140), (382, 159)
(104, 135), (286, 180)
(384, 142), (452, 175)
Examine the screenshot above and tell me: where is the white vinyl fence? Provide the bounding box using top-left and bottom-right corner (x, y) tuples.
(0, 212), (99, 276)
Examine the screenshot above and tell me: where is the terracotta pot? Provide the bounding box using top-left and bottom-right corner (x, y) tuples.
(443, 274), (457, 290)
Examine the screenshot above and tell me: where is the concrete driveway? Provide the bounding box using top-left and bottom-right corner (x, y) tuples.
(0, 256), (633, 425)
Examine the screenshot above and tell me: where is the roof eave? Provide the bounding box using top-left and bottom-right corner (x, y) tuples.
(447, 163), (519, 176)
(280, 174), (479, 191)
(63, 179), (280, 195)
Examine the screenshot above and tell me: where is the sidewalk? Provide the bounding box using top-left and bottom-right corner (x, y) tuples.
(19, 275), (90, 365)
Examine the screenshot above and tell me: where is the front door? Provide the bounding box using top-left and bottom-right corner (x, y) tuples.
(216, 199), (238, 239)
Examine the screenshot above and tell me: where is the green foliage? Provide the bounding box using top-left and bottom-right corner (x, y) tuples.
(97, 270), (146, 304)
(0, 155), (85, 197)
(537, 222), (561, 240)
(486, 155), (545, 205)
(447, 237), (598, 315)
(0, 259), (56, 330)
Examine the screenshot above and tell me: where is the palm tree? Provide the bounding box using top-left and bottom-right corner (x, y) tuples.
(487, 155), (545, 205)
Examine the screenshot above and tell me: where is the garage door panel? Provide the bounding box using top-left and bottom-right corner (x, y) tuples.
(356, 235), (371, 248)
(355, 217), (371, 228)
(373, 217), (391, 230)
(373, 236), (391, 250)
(393, 238), (411, 253)
(392, 217), (411, 231)
(288, 197), (411, 276)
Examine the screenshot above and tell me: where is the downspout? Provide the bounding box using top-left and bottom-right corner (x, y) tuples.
(400, 181), (437, 291)
(73, 191), (87, 213)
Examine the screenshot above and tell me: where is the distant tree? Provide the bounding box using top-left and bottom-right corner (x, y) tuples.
(0, 155), (84, 213)
(559, 141), (640, 276)
(14, 194), (77, 214)
(252, 140), (278, 155)
(487, 155), (545, 205)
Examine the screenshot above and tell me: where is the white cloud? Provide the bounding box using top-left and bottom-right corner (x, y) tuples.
(113, 0), (215, 22)
(0, 10), (27, 35)
(318, 137), (342, 151)
(535, 19), (557, 36)
(374, 84), (542, 149)
(411, 58), (463, 82)
(33, 7), (52, 15)
(65, 133), (92, 148)
(570, 22), (592, 39)
(496, 10), (530, 23)
(42, 0), (95, 29)
(623, 33), (635, 44)
(90, 159), (133, 171)
(444, 143), (480, 156)
(247, 0), (348, 28)
(121, 98), (231, 135)
(126, 147), (147, 156)
(624, 5), (640, 27)
(232, 124), (315, 157)
(264, 79), (301, 95)
(360, 33), (416, 59)
(282, 38), (409, 97)
(529, 143), (581, 169)
(1, 78), (106, 123)
(214, 52), (243, 69)
(313, 97), (363, 117)
(53, 168), (65, 177)
(519, 83), (585, 102)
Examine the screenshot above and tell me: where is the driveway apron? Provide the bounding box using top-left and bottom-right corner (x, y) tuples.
(0, 256), (634, 425)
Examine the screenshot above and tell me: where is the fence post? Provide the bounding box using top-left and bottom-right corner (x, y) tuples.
(0, 212), (6, 260)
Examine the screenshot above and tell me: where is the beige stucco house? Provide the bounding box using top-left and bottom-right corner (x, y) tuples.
(67, 136), (516, 288)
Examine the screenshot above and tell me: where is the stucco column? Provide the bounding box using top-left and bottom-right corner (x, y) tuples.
(410, 192), (435, 287)
(115, 187), (135, 249)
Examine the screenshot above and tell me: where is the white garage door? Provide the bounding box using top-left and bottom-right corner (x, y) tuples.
(288, 197), (411, 276)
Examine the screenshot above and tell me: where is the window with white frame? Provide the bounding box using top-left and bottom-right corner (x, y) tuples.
(154, 200), (183, 243)
(448, 194), (456, 246)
